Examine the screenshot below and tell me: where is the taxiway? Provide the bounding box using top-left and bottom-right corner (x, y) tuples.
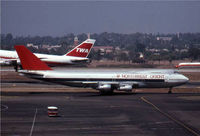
(1, 68), (200, 136)
(1, 92), (200, 136)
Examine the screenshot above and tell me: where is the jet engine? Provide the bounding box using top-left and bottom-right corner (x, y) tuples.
(96, 83), (113, 94)
(117, 84), (132, 91)
(0, 60), (13, 65)
(97, 84), (111, 91)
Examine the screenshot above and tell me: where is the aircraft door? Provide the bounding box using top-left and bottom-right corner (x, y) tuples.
(165, 75), (169, 82)
(164, 74), (170, 87)
(112, 73), (118, 82)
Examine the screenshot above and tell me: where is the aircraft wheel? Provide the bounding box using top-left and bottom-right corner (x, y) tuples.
(14, 64), (18, 72)
(132, 88), (137, 94)
(99, 90), (113, 95)
(168, 88), (172, 94)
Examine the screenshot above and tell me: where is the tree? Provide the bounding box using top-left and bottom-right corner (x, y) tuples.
(135, 42), (146, 53)
(5, 33), (13, 47)
(116, 52), (129, 62)
(188, 46), (200, 60)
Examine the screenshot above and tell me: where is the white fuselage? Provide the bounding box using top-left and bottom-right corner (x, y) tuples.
(20, 69), (189, 91)
(0, 50), (88, 66)
(177, 62), (200, 68)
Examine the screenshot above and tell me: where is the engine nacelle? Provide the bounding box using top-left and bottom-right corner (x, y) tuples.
(117, 84), (132, 91)
(97, 84), (111, 91)
(4, 61), (12, 65)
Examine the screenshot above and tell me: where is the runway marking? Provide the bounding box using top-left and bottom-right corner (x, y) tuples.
(0, 104), (8, 111)
(178, 96), (200, 101)
(141, 96), (200, 136)
(30, 108), (37, 136)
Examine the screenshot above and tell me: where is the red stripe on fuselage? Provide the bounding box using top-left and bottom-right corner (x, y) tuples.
(44, 61), (72, 66)
(0, 56), (17, 59)
(179, 64), (200, 67)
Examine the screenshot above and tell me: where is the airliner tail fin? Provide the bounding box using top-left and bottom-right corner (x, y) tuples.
(65, 39), (95, 57)
(15, 45), (52, 70)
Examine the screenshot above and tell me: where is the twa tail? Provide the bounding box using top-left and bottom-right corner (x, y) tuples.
(65, 39), (95, 57)
(14, 45), (52, 70)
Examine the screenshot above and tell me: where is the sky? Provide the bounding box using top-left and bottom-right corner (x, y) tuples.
(1, 1), (200, 36)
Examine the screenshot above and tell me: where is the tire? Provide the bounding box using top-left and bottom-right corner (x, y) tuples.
(99, 90), (113, 95)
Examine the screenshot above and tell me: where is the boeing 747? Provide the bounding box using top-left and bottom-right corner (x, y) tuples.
(14, 45), (189, 94)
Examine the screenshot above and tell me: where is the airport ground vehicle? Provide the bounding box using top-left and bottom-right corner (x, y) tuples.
(15, 45), (189, 94)
(47, 106), (58, 117)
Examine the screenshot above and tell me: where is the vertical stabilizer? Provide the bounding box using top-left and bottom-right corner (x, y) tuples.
(65, 39), (95, 57)
(15, 45), (52, 70)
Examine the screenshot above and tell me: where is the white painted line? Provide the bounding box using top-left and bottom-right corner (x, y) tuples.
(141, 97), (200, 136)
(30, 108), (37, 136)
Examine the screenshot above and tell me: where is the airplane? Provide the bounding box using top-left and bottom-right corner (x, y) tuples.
(14, 45), (189, 94)
(0, 39), (95, 66)
(176, 62), (200, 68)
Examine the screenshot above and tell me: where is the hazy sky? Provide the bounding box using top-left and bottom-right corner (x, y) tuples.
(1, 1), (200, 36)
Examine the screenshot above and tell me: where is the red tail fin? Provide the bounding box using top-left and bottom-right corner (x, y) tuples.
(65, 39), (95, 57)
(15, 45), (52, 70)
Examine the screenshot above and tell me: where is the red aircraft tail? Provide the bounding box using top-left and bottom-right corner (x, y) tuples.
(15, 45), (52, 70)
(65, 39), (95, 57)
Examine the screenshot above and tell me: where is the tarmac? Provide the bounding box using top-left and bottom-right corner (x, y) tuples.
(1, 92), (200, 136)
(1, 68), (200, 136)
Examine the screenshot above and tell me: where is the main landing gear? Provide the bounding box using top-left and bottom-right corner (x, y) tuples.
(99, 89), (114, 95)
(13, 62), (22, 72)
(168, 87), (172, 94)
(13, 61), (19, 72)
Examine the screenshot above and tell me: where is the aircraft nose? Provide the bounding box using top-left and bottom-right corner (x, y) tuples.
(182, 75), (189, 83)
